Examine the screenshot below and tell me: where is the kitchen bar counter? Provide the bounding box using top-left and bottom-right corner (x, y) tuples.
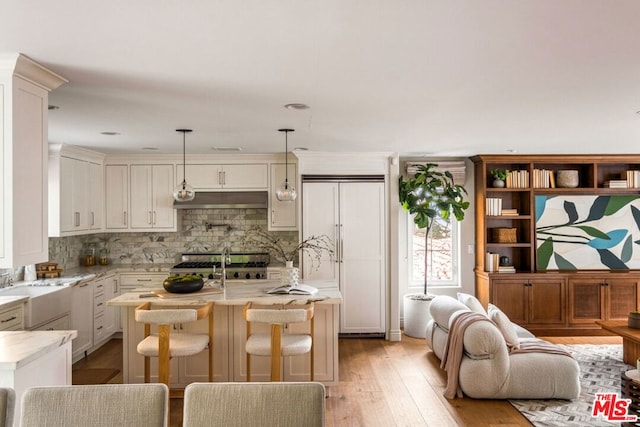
(108, 280), (341, 386)
(0, 330), (76, 427)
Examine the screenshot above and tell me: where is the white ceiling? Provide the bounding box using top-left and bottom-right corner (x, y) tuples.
(2, 0), (640, 156)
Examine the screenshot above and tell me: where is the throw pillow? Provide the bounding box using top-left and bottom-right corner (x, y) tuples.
(487, 304), (520, 350)
(457, 292), (487, 315)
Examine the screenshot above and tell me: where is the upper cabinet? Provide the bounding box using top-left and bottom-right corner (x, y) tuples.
(105, 165), (129, 230)
(49, 145), (105, 237)
(0, 54), (66, 267)
(268, 163), (297, 230)
(130, 164), (176, 230)
(176, 163), (268, 190)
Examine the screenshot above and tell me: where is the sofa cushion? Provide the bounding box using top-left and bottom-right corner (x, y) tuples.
(488, 304), (520, 350)
(457, 292), (487, 315)
(430, 296), (469, 333)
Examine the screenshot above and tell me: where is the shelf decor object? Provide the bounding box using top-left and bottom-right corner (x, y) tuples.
(173, 129), (196, 202)
(556, 170), (579, 188)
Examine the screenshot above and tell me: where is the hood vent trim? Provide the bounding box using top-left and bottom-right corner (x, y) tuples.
(173, 191), (268, 209)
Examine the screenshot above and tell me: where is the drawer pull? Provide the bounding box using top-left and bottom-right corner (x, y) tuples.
(96, 302), (103, 307)
(137, 279), (152, 282)
(1, 316), (17, 323)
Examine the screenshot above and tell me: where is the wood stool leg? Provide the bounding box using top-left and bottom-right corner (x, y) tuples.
(271, 324), (282, 382)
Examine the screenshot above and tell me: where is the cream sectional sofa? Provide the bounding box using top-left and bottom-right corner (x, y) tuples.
(425, 294), (581, 400)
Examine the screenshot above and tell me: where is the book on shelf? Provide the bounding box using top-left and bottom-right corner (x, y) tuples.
(506, 170), (529, 189)
(486, 197), (502, 216)
(604, 180), (628, 188)
(497, 266), (516, 273)
(626, 170), (640, 188)
(485, 252), (500, 272)
(500, 208), (519, 216)
(532, 168), (553, 188)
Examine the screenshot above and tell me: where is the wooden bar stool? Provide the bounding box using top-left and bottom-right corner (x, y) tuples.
(243, 302), (314, 382)
(135, 302), (214, 389)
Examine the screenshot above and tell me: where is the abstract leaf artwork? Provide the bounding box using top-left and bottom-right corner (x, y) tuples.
(535, 195), (640, 270)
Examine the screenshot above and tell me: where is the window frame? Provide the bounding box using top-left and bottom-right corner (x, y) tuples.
(407, 211), (461, 289)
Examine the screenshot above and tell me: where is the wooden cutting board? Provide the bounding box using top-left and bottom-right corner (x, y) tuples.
(149, 287), (224, 299)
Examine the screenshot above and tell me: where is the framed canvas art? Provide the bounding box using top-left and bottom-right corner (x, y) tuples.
(535, 195), (640, 270)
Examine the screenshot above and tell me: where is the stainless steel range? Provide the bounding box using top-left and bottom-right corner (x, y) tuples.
(171, 252), (270, 280)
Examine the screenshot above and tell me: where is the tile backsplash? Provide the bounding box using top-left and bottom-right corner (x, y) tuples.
(48, 209), (297, 270)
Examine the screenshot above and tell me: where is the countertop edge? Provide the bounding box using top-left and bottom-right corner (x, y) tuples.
(0, 330), (77, 370)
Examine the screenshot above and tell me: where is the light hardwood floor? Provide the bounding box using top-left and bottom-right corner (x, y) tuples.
(73, 334), (621, 427)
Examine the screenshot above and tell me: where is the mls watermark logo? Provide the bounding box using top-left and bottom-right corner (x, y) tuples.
(592, 392), (638, 422)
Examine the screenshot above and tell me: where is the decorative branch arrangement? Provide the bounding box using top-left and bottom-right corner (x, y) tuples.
(242, 227), (334, 272)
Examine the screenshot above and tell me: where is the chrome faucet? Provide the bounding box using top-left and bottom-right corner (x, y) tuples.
(220, 246), (231, 288)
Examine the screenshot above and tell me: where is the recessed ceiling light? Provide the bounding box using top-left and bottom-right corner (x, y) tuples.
(211, 147), (243, 152)
(48, 105), (60, 110)
(293, 147), (308, 151)
(506, 149), (517, 153)
(284, 103), (310, 110)
(100, 131), (120, 136)
(142, 147), (158, 151)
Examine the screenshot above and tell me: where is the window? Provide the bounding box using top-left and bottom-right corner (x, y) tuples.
(408, 212), (460, 287)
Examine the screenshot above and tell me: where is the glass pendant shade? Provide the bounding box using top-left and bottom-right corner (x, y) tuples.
(276, 180), (297, 201)
(174, 128), (195, 202)
(276, 128), (297, 202)
(173, 180), (195, 202)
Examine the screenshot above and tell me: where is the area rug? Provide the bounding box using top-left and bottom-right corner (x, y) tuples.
(510, 344), (631, 426)
(72, 368), (120, 385)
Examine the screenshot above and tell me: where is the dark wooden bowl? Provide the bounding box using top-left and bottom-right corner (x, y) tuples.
(163, 276), (204, 294)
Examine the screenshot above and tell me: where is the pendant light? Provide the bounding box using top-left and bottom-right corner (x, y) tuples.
(173, 129), (196, 202)
(276, 128), (297, 201)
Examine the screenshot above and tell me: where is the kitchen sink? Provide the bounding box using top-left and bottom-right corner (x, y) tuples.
(0, 284), (72, 328)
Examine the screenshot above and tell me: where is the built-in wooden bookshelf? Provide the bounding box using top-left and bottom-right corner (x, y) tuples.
(471, 154), (640, 335)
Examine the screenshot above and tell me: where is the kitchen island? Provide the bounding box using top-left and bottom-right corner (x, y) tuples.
(0, 330), (76, 427)
(108, 280), (341, 386)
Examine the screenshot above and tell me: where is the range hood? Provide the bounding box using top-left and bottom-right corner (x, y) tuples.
(173, 191), (268, 209)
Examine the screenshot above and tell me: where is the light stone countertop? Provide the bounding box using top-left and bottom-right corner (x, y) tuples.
(0, 296), (28, 310)
(108, 279), (342, 307)
(0, 330), (77, 370)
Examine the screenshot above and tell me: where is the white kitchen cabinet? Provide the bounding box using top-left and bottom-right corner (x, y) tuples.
(118, 273), (165, 333)
(0, 54), (66, 267)
(49, 145), (105, 237)
(89, 161), (104, 230)
(176, 163), (268, 190)
(71, 280), (93, 360)
(105, 164), (129, 230)
(130, 164), (176, 230)
(302, 180), (386, 335)
(268, 163), (297, 230)
(33, 313), (70, 331)
(93, 274), (118, 347)
(0, 303), (24, 331)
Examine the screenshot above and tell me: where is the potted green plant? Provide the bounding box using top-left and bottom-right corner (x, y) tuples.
(399, 163), (470, 337)
(491, 169), (509, 188)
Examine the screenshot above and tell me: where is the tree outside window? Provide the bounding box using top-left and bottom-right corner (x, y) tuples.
(410, 213), (459, 286)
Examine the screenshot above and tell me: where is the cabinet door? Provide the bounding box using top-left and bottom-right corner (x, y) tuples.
(130, 165), (154, 228)
(105, 165), (129, 229)
(338, 182), (386, 334)
(529, 278), (566, 325)
(176, 164), (222, 189)
(72, 159), (89, 230)
(302, 182), (339, 281)
(568, 279), (605, 325)
(89, 162), (103, 230)
(491, 278), (528, 325)
(269, 163), (297, 230)
(59, 156), (76, 232)
(71, 281), (93, 359)
(103, 275), (119, 337)
(607, 279), (640, 320)
(222, 164), (268, 189)
(150, 164), (175, 229)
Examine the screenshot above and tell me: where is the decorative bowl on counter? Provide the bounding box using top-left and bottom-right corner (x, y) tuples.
(163, 275), (204, 294)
